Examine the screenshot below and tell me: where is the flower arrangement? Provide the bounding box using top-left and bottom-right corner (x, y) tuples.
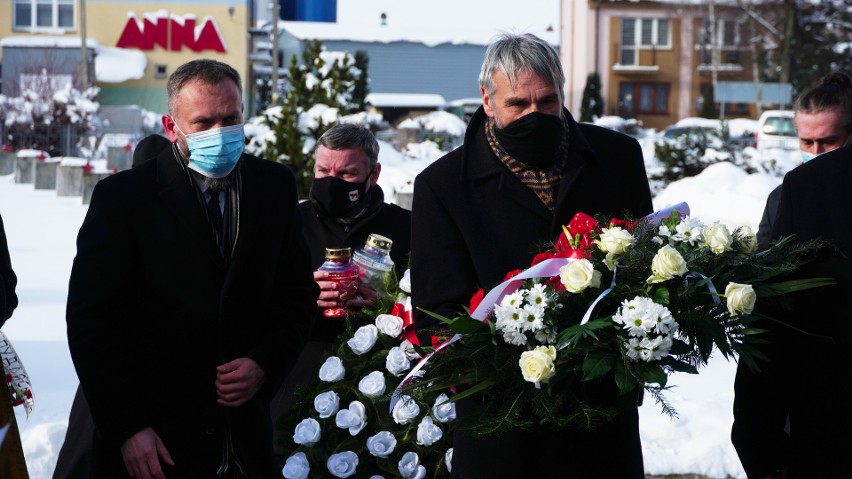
(280, 271), (456, 479)
(410, 203), (833, 437)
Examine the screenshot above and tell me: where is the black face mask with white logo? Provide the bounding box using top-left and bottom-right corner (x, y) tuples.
(493, 111), (564, 169)
(310, 175), (370, 218)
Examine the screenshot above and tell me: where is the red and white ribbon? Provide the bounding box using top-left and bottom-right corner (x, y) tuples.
(1, 331), (34, 419)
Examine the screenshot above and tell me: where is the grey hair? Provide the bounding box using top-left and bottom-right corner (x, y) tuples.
(167, 59), (242, 115)
(479, 33), (564, 104)
(315, 123), (380, 170)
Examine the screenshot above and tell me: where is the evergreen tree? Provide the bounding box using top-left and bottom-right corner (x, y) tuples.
(250, 40), (369, 198)
(580, 73), (604, 122)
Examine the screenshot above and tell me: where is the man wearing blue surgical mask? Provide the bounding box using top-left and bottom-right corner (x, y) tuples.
(756, 72), (852, 249)
(65, 59), (318, 479)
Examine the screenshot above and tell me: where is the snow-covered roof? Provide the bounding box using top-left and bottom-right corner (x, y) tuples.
(397, 110), (467, 136)
(0, 36), (100, 49)
(367, 93), (447, 108)
(278, 21), (558, 48)
(95, 47), (147, 83)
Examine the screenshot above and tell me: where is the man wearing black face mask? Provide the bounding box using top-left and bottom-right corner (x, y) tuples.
(411, 33), (652, 478)
(269, 123), (411, 462)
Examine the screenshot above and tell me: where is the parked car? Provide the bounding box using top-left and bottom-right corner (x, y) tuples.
(755, 110), (798, 151)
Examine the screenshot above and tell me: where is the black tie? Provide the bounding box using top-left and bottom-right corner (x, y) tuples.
(207, 188), (225, 256)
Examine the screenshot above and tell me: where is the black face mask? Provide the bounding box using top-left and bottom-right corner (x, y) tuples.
(493, 111), (564, 169)
(310, 175), (370, 218)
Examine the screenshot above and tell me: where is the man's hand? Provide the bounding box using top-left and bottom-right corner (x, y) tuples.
(216, 357), (265, 407)
(314, 270), (343, 309)
(120, 427), (174, 479)
(346, 283), (379, 309)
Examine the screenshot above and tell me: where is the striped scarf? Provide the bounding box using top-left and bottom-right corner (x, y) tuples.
(485, 116), (569, 212)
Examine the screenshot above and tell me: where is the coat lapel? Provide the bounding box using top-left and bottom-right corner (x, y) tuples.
(155, 149), (224, 268)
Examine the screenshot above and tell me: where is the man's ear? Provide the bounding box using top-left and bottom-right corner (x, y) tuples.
(368, 163), (381, 188)
(481, 86), (494, 118)
(162, 115), (179, 143)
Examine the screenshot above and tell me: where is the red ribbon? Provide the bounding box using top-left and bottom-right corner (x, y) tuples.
(392, 302), (419, 347)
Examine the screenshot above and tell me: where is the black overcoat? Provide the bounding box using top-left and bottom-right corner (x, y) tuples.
(411, 107), (652, 478)
(66, 149), (319, 478)
(732, 144), (852, 478)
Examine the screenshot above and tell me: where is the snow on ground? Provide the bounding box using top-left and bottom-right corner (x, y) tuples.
(0, 134), (797, 477)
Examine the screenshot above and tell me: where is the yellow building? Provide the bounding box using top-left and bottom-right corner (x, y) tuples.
(0, 0), (253, 115)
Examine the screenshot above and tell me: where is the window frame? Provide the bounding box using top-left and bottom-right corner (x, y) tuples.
(13, 0), (76, 32)
(619, 17), (672, 65)
(618, 82), (670, 116)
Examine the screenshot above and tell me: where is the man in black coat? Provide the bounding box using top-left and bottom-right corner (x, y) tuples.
(271, 123), (411, 460)
(732, 144), (852, 478)
(411, 33), (652, 478)
(54, 132), (173, 479)
(66, 59), (318, 479)
(0, 213), (15, 326)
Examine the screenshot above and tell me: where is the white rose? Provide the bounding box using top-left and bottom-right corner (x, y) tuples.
(445, 448), (453, 473)
(518, 346), (557, 383)
(559, 258), (602, 293)
(735, 226), (758, 254)
(282, 452), (310, 479)
(416, 415), (443, 446)
(386, 346), (411, 376)
(318, 356), (345, 382)
(431, 393), (456, 423)
(375, 314), (404, 337)
(314, 391), (340, 418)
(647, 245), (688, 284)
(335, 401), (368, 436)
(398, 451), (426, 479)
(358, 371), (387, 398)
(725, 282), (756, 316)
(292, 418), (321, 446)
(391, 395), (421, 425)
(347, 324), (378, 355)
(327, 451), (359, 478)
(596, 226), (635, 255)
(703, 222), (733, 254)
(366, 430), (397, 458)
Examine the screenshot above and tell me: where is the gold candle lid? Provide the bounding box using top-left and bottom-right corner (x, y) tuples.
(325, 247), (352, 260)
(366, 234), (392, 251)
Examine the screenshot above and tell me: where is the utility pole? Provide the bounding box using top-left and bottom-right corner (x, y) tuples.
(78, 0), (88, 88)
(271, 1), (279, 103)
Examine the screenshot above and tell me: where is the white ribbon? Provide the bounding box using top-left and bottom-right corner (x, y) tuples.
(1, 331), (34, 419)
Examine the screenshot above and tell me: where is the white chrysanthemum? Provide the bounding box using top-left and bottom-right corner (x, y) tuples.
(534, 327), (557, 344)
(501, 329), (527, 346)
(647, 335), (673, 361)
(494, 305), (523, 332)
(624, 337), (644, 361)
(518, 303), (545, 332)
(500, 290), (525, 309)
(525, 283), (550, 309)
(653, 305), (678, 335)
(672, 216), (705, 245)
(612, 298), (655, 337)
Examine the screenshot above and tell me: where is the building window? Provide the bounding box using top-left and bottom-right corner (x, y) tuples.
(619, 82), (669, 117)
(154, 64), (168, 79)
(14, 0), (75, 31)
(619, 18), (671, 65)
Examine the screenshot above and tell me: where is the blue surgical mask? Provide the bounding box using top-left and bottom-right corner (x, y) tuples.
(800, 150), (817, 163)
(178, 123), (245, 178)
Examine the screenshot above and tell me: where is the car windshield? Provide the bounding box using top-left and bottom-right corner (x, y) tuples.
(761, 117), (796, 137)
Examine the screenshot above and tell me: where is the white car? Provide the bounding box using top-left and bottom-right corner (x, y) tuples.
(756, 110), (799, 151)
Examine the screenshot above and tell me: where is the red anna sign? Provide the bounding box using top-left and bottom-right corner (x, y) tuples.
(116, 12), (227, 53)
